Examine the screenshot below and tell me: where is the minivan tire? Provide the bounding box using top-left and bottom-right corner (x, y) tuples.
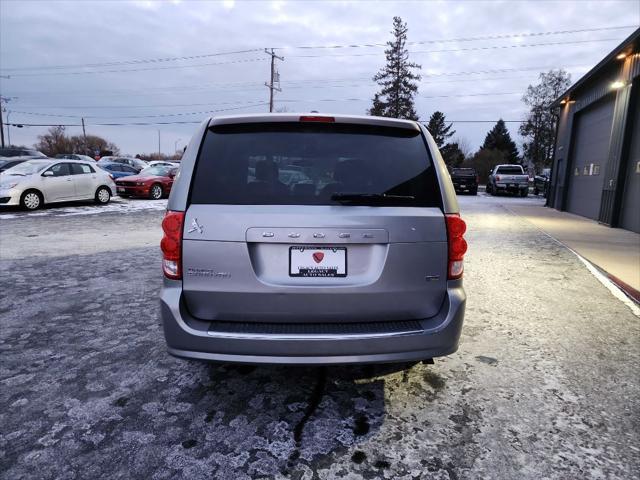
(149, 183), (163, 200)
(21, 190), (43, 211)
(95, 186), (111, 204)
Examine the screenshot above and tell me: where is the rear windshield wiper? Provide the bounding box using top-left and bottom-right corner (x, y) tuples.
(331, 193), (416, 203)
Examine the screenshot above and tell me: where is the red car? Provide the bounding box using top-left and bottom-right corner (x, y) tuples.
(115, 166), (177, 199)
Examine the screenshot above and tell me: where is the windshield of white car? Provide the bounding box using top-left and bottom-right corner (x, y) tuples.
(2, 160), (51, 176)
(140, 166), (172, 176)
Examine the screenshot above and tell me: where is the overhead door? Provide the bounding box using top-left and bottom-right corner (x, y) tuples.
(619, 85), (640, 233)
(566, 96), (616, 221)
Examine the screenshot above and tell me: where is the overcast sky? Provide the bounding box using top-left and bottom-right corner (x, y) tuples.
(0, 0), (638, 156)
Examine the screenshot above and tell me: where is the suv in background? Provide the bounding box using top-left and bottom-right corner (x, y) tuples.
(449, 167), (478, 195)
(0, 147), (47, 159)
(160, 113), (468, 365)
(534, 168), (551, 196)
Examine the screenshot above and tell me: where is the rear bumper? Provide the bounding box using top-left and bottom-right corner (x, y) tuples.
(160, 280), (466, 365)
(495, 183), (528, 192)
(452, 182), (478, 191)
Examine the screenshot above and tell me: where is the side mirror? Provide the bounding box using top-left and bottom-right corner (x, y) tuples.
(43, 170), (54, 177)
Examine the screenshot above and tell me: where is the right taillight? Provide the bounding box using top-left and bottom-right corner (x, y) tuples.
(161, 210), (185, 279)
(445, 214), (467, 280)
(496, 175), (501, 182)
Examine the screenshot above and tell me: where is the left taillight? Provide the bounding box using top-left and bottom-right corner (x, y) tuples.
(161, 210), (185, 279)
(445, 213), (468, 280)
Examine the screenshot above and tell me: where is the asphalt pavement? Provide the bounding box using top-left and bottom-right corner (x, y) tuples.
(1, 194), (638, 480)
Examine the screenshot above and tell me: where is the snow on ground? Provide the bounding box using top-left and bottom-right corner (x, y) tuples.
(0, 197), (167, 220)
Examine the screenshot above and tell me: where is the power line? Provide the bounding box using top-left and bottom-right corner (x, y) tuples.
(9, 91), (524, 121)
(7, 64), (588, 99)
(289, 38), (623, 58)
(274, 25), (637, 50)
(4, 57), (268, 78)
(0, 48), (263, 72)
(9, 102), (270, 120)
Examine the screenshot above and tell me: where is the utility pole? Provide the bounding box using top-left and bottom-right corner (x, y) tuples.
(264, 48), (284, 112)
(0, 98), (5, 148)
(158, 130), (161, 156)
(6, 111), (11, 146)
(81, 118), (88, 155)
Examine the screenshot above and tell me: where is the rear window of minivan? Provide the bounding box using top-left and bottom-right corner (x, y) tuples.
(189, 122), (441, 207)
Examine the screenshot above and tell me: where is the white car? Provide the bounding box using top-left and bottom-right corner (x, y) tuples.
(148, 161), (179, 168)
(0, 159), (116, 210)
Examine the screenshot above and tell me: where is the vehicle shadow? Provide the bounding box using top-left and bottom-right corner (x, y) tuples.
(173, 360), (430, 477)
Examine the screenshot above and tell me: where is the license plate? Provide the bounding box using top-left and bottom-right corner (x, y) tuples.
(289, 246), (347, 277)
(117, 187), (125, 192)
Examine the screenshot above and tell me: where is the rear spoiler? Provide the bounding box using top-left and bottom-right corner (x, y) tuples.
(208, 113), (420, 131)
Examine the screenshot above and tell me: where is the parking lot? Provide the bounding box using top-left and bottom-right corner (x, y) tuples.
(1, 193), (639, 480)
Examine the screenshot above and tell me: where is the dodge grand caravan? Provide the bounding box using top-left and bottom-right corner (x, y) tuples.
(160, 113), (467, 365)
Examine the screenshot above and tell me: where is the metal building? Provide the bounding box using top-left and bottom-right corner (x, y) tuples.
(549, 28), (640, 233)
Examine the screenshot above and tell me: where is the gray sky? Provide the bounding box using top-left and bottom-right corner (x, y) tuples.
(1, 0), (638, 156)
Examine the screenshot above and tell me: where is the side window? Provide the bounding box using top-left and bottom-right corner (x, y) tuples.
(45, 163), (71, 177)
(70, 164), (94, 175)
(123, 166), (137, 173)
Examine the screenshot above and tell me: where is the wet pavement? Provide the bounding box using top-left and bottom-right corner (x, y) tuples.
(1, 194), (638, 479)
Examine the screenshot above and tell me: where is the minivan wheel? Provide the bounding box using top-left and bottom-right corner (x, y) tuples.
(21, 190), (43, 210)
(95, 186), (111, 204)
(149, 183), (163, 200)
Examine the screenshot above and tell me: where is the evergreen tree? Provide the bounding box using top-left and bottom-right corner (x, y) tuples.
(482, 119), (520, 164)
(369, 93), (386, 117)
(440, 142), (465, 167)
(368, 16), (421, 120)
(519, 69), (571, 171)
(426, 111), (455, 148)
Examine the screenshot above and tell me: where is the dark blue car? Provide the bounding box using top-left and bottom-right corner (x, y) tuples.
(97, 162), (140, 179)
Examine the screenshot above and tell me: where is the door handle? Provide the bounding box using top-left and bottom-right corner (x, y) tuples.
(66, 178), (73, 181)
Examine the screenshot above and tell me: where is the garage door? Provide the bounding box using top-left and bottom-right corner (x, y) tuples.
(619, 86), (640, 233)
(566, 96), (616, 221)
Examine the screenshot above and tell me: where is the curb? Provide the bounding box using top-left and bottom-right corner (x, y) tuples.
(601, 271), (640, 305)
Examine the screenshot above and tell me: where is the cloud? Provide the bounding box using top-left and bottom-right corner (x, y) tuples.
(0, 0), (637, 154)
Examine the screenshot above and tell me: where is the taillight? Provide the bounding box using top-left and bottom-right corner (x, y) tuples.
(161, 211), (185, 279)
(299, 115), (335, 122)
(476, 175), (480, 184)
(445, 214), (467, 280)
(496, 175), (501, 182)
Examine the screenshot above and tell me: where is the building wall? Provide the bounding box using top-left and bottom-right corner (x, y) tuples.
(550, 53), (640, 231)
(618, 79), (640, 233)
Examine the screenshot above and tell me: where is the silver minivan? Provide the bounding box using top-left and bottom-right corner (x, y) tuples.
(160, 113), (467, 365)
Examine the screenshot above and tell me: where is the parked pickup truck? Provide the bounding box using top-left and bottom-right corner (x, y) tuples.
(450, 167), (478, 195)
(486, 164), (529, 197)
